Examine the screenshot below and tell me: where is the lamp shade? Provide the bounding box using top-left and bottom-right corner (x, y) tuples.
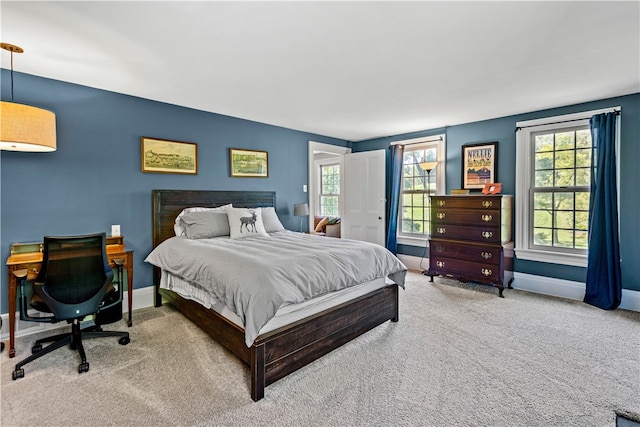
(418, 161), (438, 172)
(1, 101), (57, 152)
(293, 203), (309, 217)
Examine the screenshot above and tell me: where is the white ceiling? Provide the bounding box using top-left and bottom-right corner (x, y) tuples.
(1, 1), (638, 142)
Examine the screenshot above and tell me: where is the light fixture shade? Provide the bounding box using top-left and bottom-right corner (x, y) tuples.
(1, 101), (57, 152)
(293, 203), (309, 217)
(418, 161), (438, 172)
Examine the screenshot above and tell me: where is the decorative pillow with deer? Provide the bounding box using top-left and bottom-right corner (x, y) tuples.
(226, 207), (269, 239)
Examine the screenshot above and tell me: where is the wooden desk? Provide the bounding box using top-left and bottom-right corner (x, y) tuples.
(5, 238), (133, 358)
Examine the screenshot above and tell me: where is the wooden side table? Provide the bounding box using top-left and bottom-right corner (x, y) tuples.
(5, 238), (133, 358)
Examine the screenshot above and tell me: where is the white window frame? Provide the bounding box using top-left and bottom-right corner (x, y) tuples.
(318, 160), (340, 217)
(394, 135), (446, 247)
(515, 107), (620, 267)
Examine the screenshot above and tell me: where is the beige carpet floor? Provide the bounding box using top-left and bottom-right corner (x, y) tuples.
(1, 272), (639, 426)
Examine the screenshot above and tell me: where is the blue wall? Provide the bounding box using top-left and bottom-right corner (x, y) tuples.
(1, 71), (349, 313)
(354, 93), (640, 292)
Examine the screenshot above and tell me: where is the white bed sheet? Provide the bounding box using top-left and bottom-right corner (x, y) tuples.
(160, 270), (390, 337)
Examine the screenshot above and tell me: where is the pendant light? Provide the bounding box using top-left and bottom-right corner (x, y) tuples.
(1, 43), (56, 152)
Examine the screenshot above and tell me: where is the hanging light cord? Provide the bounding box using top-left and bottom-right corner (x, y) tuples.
(9, 49), (15, 101)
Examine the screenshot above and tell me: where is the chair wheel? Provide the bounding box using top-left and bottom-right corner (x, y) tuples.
(78, 362), (89, 373)
(31, 343), (43, 354)
(119, 336), (130, 345)
(12, 368), (24, 380)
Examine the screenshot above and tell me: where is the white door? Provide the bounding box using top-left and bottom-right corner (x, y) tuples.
(342, 149), (386, 246)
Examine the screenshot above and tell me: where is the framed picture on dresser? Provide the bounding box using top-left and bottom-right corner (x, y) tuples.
(461, 141), (498, 190)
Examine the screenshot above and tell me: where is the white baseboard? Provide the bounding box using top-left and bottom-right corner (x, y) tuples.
(1, 286), (157, 341)
(397, 254), (640, 312)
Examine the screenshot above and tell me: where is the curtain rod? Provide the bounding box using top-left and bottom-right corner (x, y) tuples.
(390, 135), (444, 146)
(516, 108), (620, 132)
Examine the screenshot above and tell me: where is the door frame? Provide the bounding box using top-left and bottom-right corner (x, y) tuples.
(308, 141), (351, 230)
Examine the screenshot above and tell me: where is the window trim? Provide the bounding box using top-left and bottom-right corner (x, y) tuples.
(515, 107), (620, 267)
(394, 135), (446, 247)
(318, 161), (340, 217)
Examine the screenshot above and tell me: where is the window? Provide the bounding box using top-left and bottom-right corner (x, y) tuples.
(319, 163), (339, 216)
(531, 127), (591, 251)
(397, 135), (445, 243)
(515, 107), (619, 267)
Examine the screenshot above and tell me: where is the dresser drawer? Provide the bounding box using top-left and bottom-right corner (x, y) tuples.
(432, 208), (501, 227)
(432, 196), (503, 210)
(429, 256), (502, 283)
(432, 224), (501, 244)
(430, 239), (502, 265)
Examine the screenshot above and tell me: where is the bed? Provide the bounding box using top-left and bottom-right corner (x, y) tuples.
(149, 189), (406, 401)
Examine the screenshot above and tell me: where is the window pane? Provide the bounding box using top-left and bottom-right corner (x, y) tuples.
(575, 168), (590, 186)
(575, 148), (591, 168)
(554, 229), (574, 248)
(575, 192), (590, 210)
(535, 170), (554, 187)
(555, 211), (574, 229)
(575, 231), (588, 249)
(535, 152), (553, 170)
(554, 169), (574, 187)
(534, 228), (552, 246)
(555, 150), (575, 169)
(575, 211), (589, 231)
(534, 192), (552, 210)
(534, 210), (552, 228)
(576, 129), (591, 148)
(555, 131), (575, 150)
(555, 193), (574, 210)
(535, 134), (554, 152)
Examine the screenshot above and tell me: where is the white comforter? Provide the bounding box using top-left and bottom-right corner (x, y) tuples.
(145, 231), (407, 346)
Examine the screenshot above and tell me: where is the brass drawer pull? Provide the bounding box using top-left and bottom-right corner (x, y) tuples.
(481, 214), (493, 222)
(481, 251), (493, 260)
(437, 200), (446, 207)
(436, 246), (445, 253)
(437, 212), (446, 219)
(481, 268), (492, 277)
(482, 231), (493, 239)
(436, 261), (445, 268)
(482, 200), (493, 208)
(436, 227), (446, 234)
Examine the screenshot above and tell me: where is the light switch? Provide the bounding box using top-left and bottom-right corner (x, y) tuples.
(111, 225), (121, 237)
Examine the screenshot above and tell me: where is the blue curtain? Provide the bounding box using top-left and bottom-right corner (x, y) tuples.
(584, 112), (622, 310)
(386, 144), (404, 254)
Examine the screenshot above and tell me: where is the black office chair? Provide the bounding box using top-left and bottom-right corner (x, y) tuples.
(12, 233), (130, 380)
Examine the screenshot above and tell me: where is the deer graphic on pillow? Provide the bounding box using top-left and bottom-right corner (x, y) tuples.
(239, 211), (258, 233)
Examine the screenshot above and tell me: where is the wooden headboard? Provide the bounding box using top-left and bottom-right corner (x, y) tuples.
(151, 189), (276, 305)
(152, 189), (276, 248)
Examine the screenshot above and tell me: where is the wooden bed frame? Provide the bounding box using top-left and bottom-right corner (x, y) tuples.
(151, 189), (400, 401)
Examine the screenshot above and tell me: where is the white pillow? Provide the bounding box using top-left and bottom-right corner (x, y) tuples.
(174, 204), (232, 236)
(261, 206), (285, 233)
(226, 207), (269, 239)
(181, 211), (230, 239)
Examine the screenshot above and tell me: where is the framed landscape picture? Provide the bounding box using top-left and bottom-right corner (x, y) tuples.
(461, 141), (498, 190)
(229, 148), (268, 178)
(141, 137), (197, 174)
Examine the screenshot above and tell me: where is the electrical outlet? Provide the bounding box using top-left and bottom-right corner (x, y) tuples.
(111, 224), (121, 237)
(303, 184), (307, 193)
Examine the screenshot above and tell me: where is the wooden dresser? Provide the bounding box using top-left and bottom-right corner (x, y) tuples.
(426, 195), (514, 297)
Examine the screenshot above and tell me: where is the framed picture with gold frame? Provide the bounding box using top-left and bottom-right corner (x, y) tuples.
(229, 148), (269, 178)
(141, 137), (197, 174)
